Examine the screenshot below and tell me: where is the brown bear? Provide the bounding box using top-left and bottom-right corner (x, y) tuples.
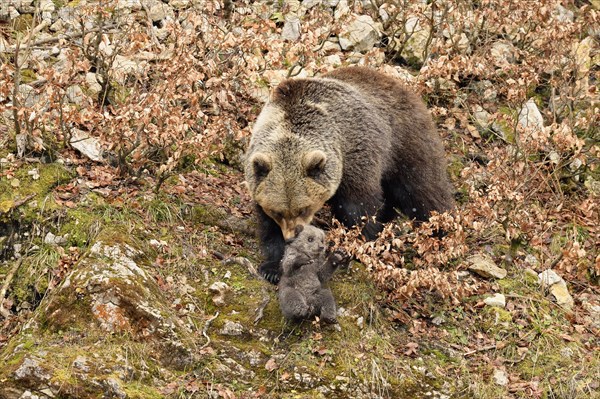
(278, 224), (346, 323)
(244, 67), (454, 284)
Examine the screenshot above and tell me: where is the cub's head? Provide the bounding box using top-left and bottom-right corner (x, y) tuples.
(287, 225), (326, 259)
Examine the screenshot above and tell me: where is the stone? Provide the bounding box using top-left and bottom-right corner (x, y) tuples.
(492, 368), (508, 386)
(582, 301), (600, 329)
(45, 242), (194, 369)
(584, 177), (600, 196)
(333, 0), (349, 19)
(518, 99), (544, 132)
(219, 320), (244, 336)
(484, 293), (506, 308)
(338, 14), (381, 53)
(66, 85), (89, 107)
(208, 281), (229, 307)
(538, 269), (564, 287)
(553, 5), (574, 22)
(13, 357), (51, 384)
(323, 54), (342, 66)
(472, 105), (492, 130)
(400, 16), (429, 64)
(281, 15), (301, 41)
(549, 283), (574, 311)
(39, 0), (54, 22)
(490, 40), (516, 67)
(44, 232), (67, 246)
(467, 254), (507, 279)
(69, 128), (104, 162)
(85, 73), (103, 96)
(146, 0), (174, 21)
(111, 55), (147, 85)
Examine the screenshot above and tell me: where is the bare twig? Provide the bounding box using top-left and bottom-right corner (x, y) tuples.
(200, 311), (220, 349)
(0, 259), (23, 319)
(464, 344), (497, 357)
(254, 288), (271, 325)
(222, 256), (260, 278)
(1, 25), (119, 53)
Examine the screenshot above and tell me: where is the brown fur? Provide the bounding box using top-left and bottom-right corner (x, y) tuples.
(244, 66), (454, 284)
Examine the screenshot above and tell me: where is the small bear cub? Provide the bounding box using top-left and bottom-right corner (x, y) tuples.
(278, 224), (348, 323)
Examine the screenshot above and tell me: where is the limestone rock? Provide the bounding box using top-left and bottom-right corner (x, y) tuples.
(400, 16), (429, 64)
(282, 15), (301, 41)
(538, 269), (564, 287)
(467, 254), (507, 279)
(538, 270), (574, 311)
(338, 14), (381, 53)
(46, 242), (195, 368)
(493, 368), (508, 386)
(220, 320), (244, 336)
(549, 283), (574, 311)
(518, 98), (544, 132)
(69, 128), (104, 162)
(490, 40), (516, 67)
(484, 293), (506, 308)
(209, 281), (230, 306)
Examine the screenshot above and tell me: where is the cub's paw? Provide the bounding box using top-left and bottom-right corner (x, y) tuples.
(330, 249), (351, 268)
(259, 261), (281, 285)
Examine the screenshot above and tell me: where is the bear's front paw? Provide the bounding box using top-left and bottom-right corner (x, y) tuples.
(330, 249), (351, 268)
(259, 261), (281, 285)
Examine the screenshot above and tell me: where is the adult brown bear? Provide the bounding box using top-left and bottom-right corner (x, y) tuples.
(244, 67), (454, 284)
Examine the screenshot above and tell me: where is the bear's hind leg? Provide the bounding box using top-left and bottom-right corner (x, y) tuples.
(279, 288), (310, 321)
(317, 288), (337, 323)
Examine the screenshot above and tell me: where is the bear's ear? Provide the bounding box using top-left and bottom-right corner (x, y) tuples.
(250, 153), (272, 180)
(294, 224), (304, 237)
(303, 150), (327, 178)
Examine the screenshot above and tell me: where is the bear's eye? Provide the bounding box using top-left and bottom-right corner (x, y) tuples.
(297, 207), (310, 218)
(307, 236), (314, 243)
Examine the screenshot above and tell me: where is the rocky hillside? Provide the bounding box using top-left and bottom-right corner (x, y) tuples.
(1, 0), (599, 398)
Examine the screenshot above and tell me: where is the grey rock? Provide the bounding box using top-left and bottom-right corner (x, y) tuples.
(492, 368), (508, 386)
(13, 357), (51, 383)
(537, 269), (564, 287)
(69, 128), (104, 162)
(553, 5), (574, 23)
(518, 99), (544, 132)
(490, 40), (516, 67)
(467, 254), (507, 279)
(66, 85), (89, 107)
(400, 16), (429, 64)
(282, 15), (301, 41)
(208, 281), (230, 307)
(44, 232), (67, 246)
(72, 356), (90, 372)
(338, 14), (381, 53)
(219, 320), (244, 336)
(484, 293), (506, 308)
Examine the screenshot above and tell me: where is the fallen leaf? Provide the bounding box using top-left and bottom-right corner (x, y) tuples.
(265, 357), (278, 372)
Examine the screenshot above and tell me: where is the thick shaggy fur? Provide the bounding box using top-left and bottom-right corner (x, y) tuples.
(244, 67), (454, 284)
(278, 225), (343, 323)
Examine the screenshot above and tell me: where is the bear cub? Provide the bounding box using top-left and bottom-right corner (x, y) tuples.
(278, 224), (348, 323)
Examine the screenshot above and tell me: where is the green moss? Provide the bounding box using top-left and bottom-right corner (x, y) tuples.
(12, 14), (33, 33)
(20, 69), (37, 83)
(123, 382), (164, 399)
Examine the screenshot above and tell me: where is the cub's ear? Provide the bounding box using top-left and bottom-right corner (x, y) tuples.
(294, 224), (304, 237)
(250, 153), (271, 180)
(303, 150), (327, 178)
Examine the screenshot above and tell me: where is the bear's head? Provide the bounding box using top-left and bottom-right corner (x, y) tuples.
(244, 79), (343, 240)
(246, 146), (340, 240)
